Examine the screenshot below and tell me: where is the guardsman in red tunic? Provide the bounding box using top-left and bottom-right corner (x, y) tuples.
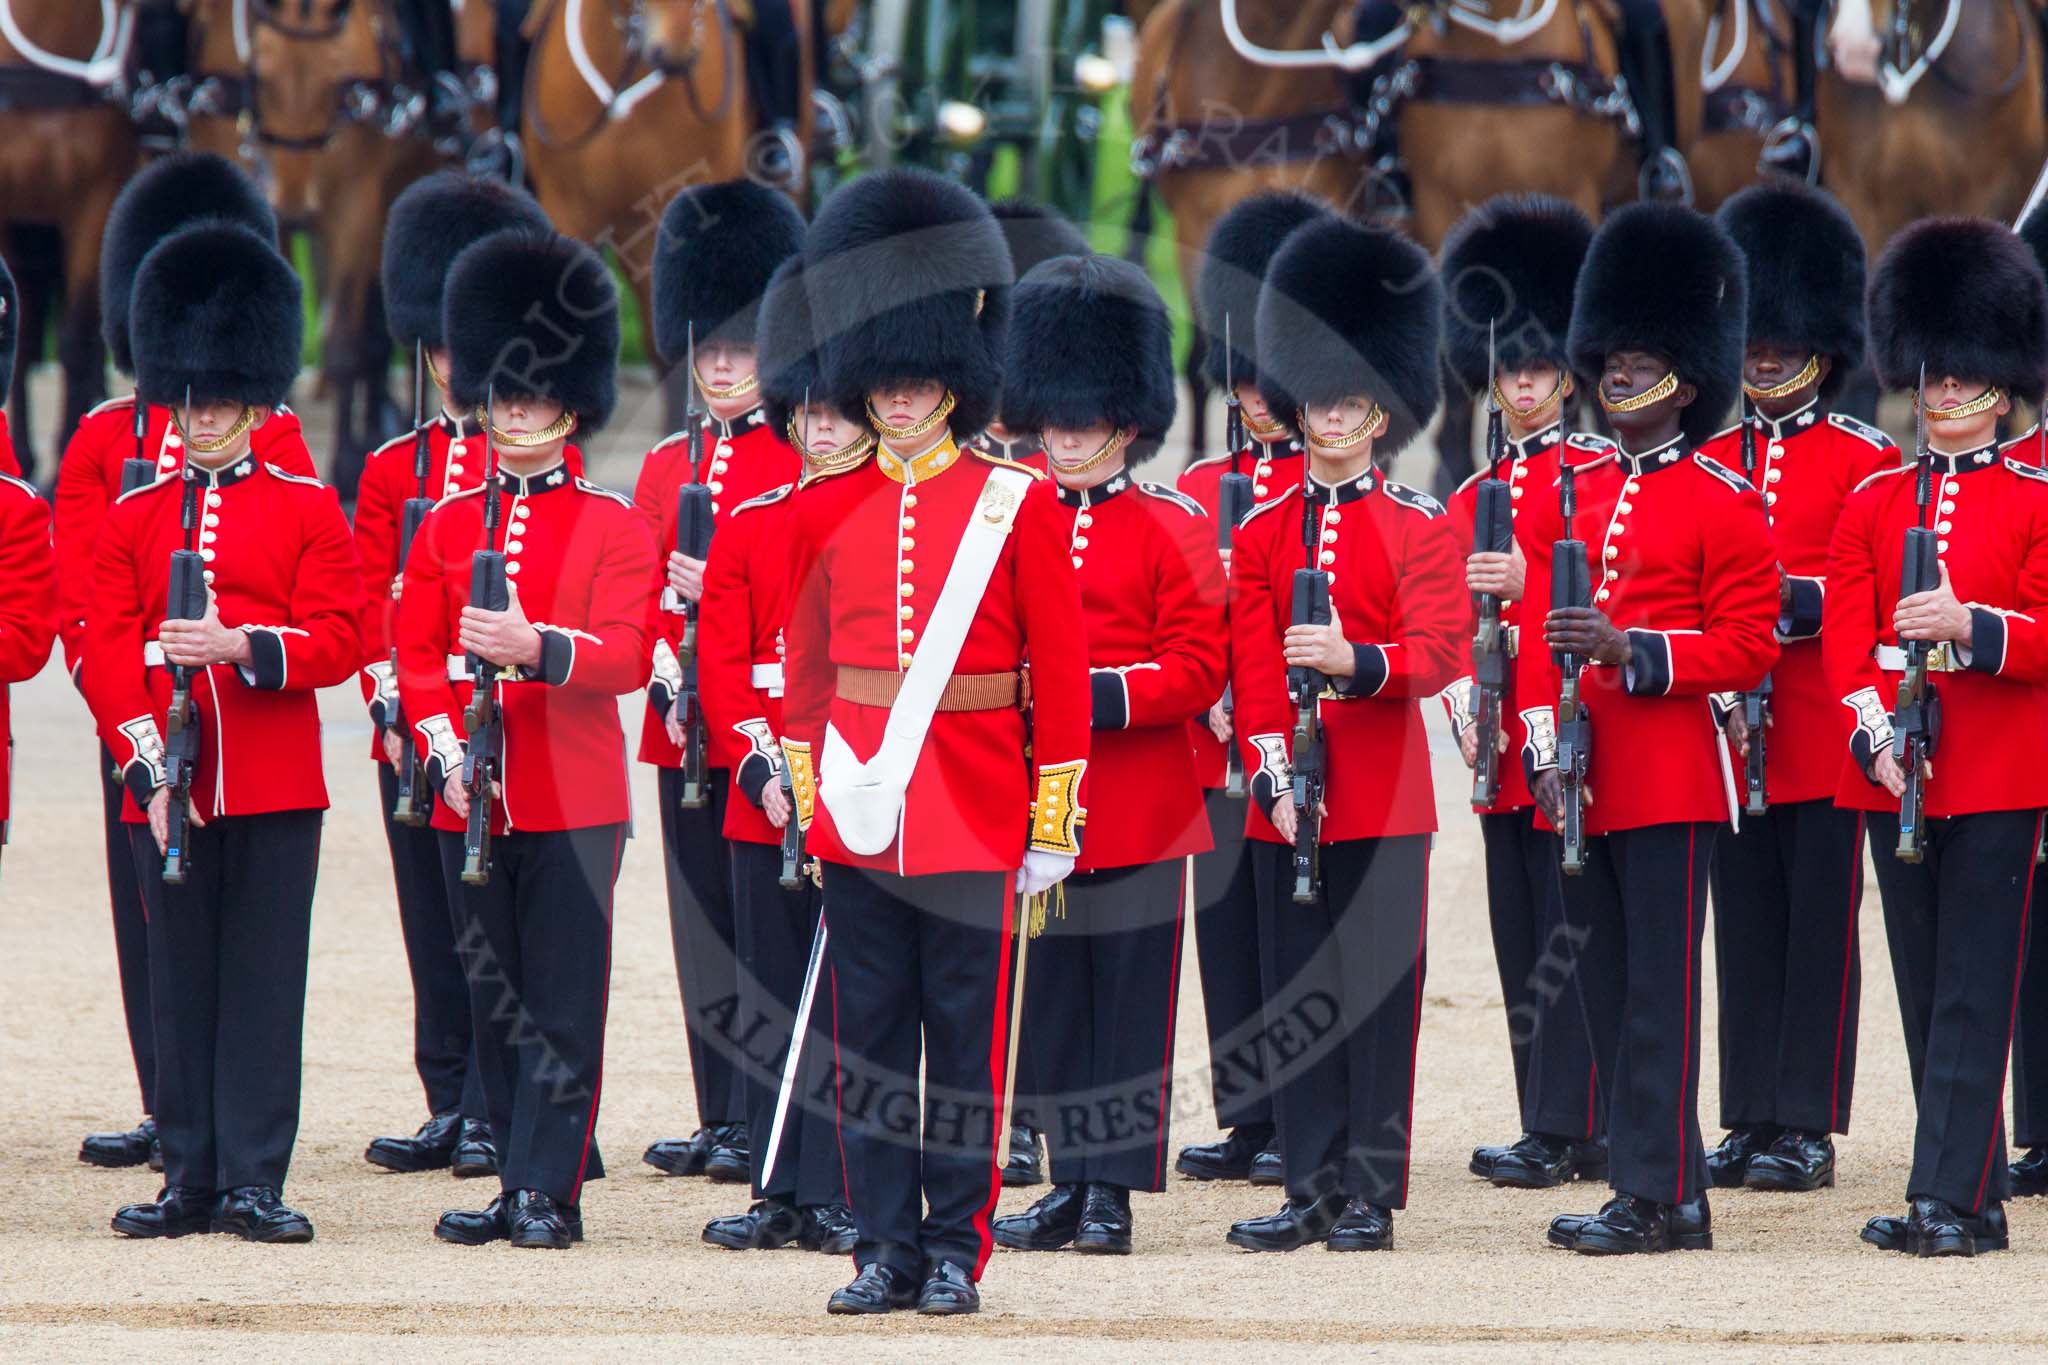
(58, 153), (308, 1174)
(86, 223), (363, 1243)
(399, 229), (654, 1251)
(1225, 218), (1463, 1254)
(1693, 182), (1896, 1195)
(633, 180), (806, 1184)
(354, 172), (551, 1182)
(989, 253), (1223, 1255)
(1437, 195), (1610, 1191)
(1171, 190), (1327, 1188)
(1830, 218), (2048, 1257)
(788, 169), (1089, 1315)
(1523, 204), (1779, 1255)
(966, 199), (1086, 494)
(0, 248), (52, 851)
(694, 257), (863, 1255)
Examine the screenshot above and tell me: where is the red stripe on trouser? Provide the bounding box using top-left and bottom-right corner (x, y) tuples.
(1153, 863), (1189, 1189)
(569, 828), (623, 1204)
(1399, 847), (1431, 1205)
(1676, 825), (1697, 1205)
(1827, 814), (1866, 1131)
(969, 876), (1018, 1280)
(1974, 815), (2040, 1212)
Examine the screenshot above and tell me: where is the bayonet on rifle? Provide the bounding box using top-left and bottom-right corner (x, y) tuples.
(1470, 320), (1513, 810)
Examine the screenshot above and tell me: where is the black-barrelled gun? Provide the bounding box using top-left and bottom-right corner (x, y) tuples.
(1737, 405), (1771, 815)
(1552, 461), (1592, 876)
(122, 396), (156, 494)
(160, 545), (206, 884)
(1893, 369), (1938, 862)
(777, 756), (805, 889)
(1217, 314), (1253, 799)
(1289, 567), (1330, 906)
(461, 547), (507, 885)
(1471, 330), (1512, 810)
(392, 340), (434, 827)
(675, 323), (715, 810)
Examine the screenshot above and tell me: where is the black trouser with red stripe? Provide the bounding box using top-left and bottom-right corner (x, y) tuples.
(822, 864), (1010, 1281)
(731, 841), (843, 1206)
(1192, 788), (1272, 1130)
(1253, 834), (1429, 1209)
(377, 762), (480, 1121)
(657, 766), (743, 1127)
(1709, 799), (1865, 1134)
(128, 810), (320, 1194)
(1867, 809), (2040, 1212)
(1562, 821), (1713, 1206)
(101, 747), (155, 1117)
(2012, 850), (2048, 1150)
(440, 824), (622, 1208)
(1028, 858), (1185, 1191)
(1480, 809), (1604, 1140)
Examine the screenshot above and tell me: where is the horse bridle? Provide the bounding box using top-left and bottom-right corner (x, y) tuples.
(246, 0), (410, 152)
(525, 0), (735, 152)
(1883, 0), (2030, 103)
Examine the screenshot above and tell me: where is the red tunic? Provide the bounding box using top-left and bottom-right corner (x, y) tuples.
(630, 407), (802, 768)
(1695, 404), (1897, 804)
(352, 419), (585, 761)
(0, 472), (55, 826)
(1516, 439), (1782, 834)
(698, 480), (801, 846)
(396, 463), (657, 835)
(82, 457), (363, 821)
(55, 396), (315, 677)
(1822, 447), (2048, 815)
(1230, 468), (1465, 845)
(1175, 436), (1305, 787)
(1440, 423), (1584, 815)
(0, 412), (22, 480)
(1058, 473), (1226, 870)
(781, 439), (1091, 875)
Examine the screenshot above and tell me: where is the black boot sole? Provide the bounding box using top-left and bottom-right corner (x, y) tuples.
(364, 1145), (456, 1174)
(110, 1214), (208, 1239)
(212, 1219), (314, 1244)
(642, 1147), (708, 1177)
(1225, 1228), (1323, 1252)
(1247, 1167), (1285, 1187)
(1574, 1227), (1711, 1255)
(1326, 1232), (1392, 1251)
(80, 1145), (153, 1170)
(1742, 1165), (1834, 1192)
(450, 1153), (499, 1179)
(1489, 1162), (1568, 1190)
(992, 1227), (1077, 1251)
(1175, 1155), (1254, 1182)
(704, 1158), (751, 1184)
(1071, 1230), (1132, 1254)
(1001, 1165), (1047, 1187)
(433, 1223), (503, 1247)
(703, 1224), (800, 1251)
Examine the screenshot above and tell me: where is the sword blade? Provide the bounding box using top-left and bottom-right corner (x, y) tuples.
(995, 891), (1032, 1167)
(760, 913), (829, 1190)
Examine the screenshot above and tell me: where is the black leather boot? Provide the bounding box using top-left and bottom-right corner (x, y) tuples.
(111, 1185), (213, 1239)
(1002, 1124), (1046, 1187)
(365, 1112), (461, 1173)
(1617, 3), (1693, 203)
(1326, 1197), (1394, 1251)
(1226, 1194), (1344, 1251)
(80, 1116), (157, 1169)
(1706, 1124), (1780, 1188)
(1072, 1183), (1133, 1254)
(993, 1182), (1083, 1251)
(1178, 1124), (1271, 1181)
(211, 1186), (315, 1244)
(703, 1198), (805, 1251)
(1743, 1130), (1835, 1191)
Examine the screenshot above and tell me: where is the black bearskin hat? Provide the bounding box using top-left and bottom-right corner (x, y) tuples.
(0, 250), (16, 399)
(1716, 181), (1865, 400)
(1197, 190), (1335, 392)
(382, 171), (550, 353)
(652, 178), (807, 364)
(1567, 202), (1748, 447)
(1255, 216), (1442, 456)
(1439, 194), (1593, 398)
(990, 198), (1090, 281)
(1871, 216), (2048, 406)
(444, 229), (620, 432)
(1002, 253), (1176, 462)
(756, 257), (836, 436)
(805, 168), (1013, 438)
(101, 152), (277, 376)
(130, 222), (301, 410)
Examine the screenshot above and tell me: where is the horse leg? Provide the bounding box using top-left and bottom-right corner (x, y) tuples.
(1183, 321), (1210, 463)
(4, 226), (56, 482)
(57, 211), (111, 474)
(1434, 373), (1477, 502)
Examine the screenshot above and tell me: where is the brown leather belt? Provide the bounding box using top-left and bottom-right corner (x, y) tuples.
(837, 665), (1029, 712)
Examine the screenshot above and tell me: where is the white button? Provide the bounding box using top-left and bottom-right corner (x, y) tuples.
(1625, 480), (1640, 494)
(1937, 540), (1949, 553)
(1322, 529), (1338, 544)
(1941, 500), (1956, 513)
(1596, 588), (1610, 602)
(158, 456), (178, 471)
(1945, 480), (1960, 496)
(711, 502), (721, 515)
(1604, 545), (1618, 560)
(1767, 442), (1783, 458)
(1078, 514), (1093, 528)
(200, 531), (216, 545)
(899, 605), (914, 621)
(200, 549), (215, 562)
(1325, 510), (1341, 524)
(507, 540), (524, 552)
(714, 443), (733, 458)
(1936, 521), (1951, 534)
(900, 583), (914, 597)
(449, 441), (466, 458)
(448, 464), (464, 478)
(904, 493), (918, 508)
(900, 559), (915, 573)
(506, 562), (521, 575)
(1072, 537), (1088, 550)
(204, 514), (219, 528)
(1325, 572), (1337, 587)
(1510, 465), (1526, 480)
(1320, 550), (1336, 566)
(709, 481), (724, 494)
(1605, 569), (1618, 580)
(206, 493), (222, 508)
(899, 653), (914, 668)
(1765, 493), (1778, 506)
(1618, 502), (1633, 514)
(202, 570), (215, 584)
(899, 537), (915, 552)
(1254, 484), (1269, 496)
(1072, 556), (1084, 569)
(1510, 486), (1524, 500)
(1766, 468), (1782, 482)
(165, 433), (183, 449)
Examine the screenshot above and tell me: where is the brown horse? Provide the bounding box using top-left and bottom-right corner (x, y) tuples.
(183, 0), (254, 161)
(1820, 0), (2045, 251)
(1687, 0), (1794, 209)
(0, 0), (137, 477)
(247, 0), (438, 489)
(522, 0), (755, 426)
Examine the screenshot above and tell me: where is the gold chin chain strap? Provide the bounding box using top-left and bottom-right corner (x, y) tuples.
(1242, 407), (1290, 441)
(424, 348), (448, 394)
(1923, 386), (2005, 423)
(1300, 402), (1384, 450)
(694, 367), (759, 403)
(483, 407), (579, 447)
(1742, 354), (1822, 402)
(1493, 373), (1571, 422)
(1600, 369), (1679, 415)
(1050, 427), (1131, 476)
(178, 404), (261, 453)
(790, 419), (876, 474)
(868, 388), (958, 441)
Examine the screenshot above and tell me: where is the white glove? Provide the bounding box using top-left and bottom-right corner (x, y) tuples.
(1017, 849), (1075, 897)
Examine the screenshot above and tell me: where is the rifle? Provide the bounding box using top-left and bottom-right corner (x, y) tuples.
(1552, 455), (1593, 876)
(121, 392), (156, 494)
(1469, 320), (1513, 810)
(461, 385), (508, 886)
(391, 339), (435, 828)
(778, 756), (805, 889)
(1217, 313), (1253, 799)
(161, 389), (206, 884)
(1288, 474), (1330, 905)
(675, 322), (715, 810)
(1892, 363), (1939, 863)
(1736, 401), (1772, 816)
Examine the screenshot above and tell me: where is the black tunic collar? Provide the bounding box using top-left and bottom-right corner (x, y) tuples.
(1054, 472), (1133, 508)
(495, 460), (573, 496)
(1616, 435), (1687, 477)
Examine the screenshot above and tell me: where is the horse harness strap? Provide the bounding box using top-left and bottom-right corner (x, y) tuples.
(0, 65), (110, 113)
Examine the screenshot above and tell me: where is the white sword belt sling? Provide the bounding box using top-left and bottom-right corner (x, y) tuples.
(818, 465), (1035, 855)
